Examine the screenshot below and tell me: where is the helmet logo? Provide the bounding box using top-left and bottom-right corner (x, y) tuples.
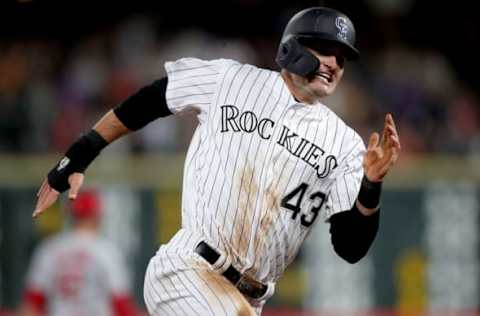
(335, 17), (348, 41)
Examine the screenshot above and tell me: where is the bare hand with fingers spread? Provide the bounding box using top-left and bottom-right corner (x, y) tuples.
(33, 173), (84, 218)
(354, 113), (401, 216)
(363, 113), (401, 182)
(32, 130), (108, 218)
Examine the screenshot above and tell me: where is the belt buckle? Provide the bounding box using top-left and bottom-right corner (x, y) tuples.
(196, 241), (267, 299)
(236, 274), (266, 299)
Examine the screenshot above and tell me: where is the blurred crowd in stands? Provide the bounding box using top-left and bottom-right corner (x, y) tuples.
(0, 14), (479, 155)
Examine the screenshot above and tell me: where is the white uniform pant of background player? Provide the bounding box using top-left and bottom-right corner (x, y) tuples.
(143, 229), (272, 316)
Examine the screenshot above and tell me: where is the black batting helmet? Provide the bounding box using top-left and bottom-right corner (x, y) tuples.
(276, 7), (359, 78)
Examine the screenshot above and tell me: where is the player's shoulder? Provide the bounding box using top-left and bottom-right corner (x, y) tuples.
(223, 59), (277, 74)
(216, 60), (282, 87)
(40, 232), (67, 248)
(323, 106), (366, 150)
(165, 57), (273, 75)
(31, 232), (68, 259)
(165, 57), (240, 73)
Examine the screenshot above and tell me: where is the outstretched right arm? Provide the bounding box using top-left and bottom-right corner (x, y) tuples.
(94, 110), (132, 143)
(33, 77), (170, 217)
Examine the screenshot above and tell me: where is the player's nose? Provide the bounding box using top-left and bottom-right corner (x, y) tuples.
(318, 55), (337, 70)
(321, 54), (345, 71)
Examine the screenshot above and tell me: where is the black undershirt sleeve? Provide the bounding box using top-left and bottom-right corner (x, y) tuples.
(329, 204), (380, 264)
(113, 77), (172, 131)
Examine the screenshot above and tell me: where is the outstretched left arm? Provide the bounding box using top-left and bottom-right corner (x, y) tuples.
(330, 114), (401, 263)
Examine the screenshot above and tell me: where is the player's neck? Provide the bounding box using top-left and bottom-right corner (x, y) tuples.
(280, 70), (318, 105)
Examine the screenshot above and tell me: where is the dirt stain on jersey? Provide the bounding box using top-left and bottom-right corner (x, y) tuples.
(259, 183), (280, 234)
(233, 164), (258, 258)
(233, 163), (282, 276)
(198, 269), (256, 316)
(250, 181), (281, 273)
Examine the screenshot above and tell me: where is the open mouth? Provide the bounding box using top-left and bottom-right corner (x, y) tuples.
(314, 71), (332, 83)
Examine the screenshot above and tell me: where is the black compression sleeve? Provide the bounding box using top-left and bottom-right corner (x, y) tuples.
(113, 77), (172, 131)
(329, 205), (380, 264)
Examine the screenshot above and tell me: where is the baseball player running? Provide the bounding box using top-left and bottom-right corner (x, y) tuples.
(33, 7), (401, 316)
(22, 190), (138, 316)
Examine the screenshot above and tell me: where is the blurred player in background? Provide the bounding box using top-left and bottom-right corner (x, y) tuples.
(19, 190), (138, 316)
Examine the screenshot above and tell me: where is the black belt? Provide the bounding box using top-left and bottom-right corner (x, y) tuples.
(194, 241), (268, 299)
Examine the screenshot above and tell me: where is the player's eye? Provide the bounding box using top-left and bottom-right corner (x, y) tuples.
(336, 55), (345, 69)
(311, 47), (345, 69)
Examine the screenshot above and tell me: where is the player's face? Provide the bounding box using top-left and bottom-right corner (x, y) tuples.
(287, 46), (345, 102)
(305, 47), (345, 97)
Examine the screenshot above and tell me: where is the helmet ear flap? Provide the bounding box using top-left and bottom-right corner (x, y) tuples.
(276, 37), (319, 78)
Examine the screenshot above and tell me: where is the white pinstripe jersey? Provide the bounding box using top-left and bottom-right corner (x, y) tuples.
(164, 57), (365, 284)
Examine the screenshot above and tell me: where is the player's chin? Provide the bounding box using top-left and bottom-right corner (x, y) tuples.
(309, 80), (335, 97)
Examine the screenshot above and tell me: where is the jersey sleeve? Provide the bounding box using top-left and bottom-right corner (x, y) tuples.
(164, 57), (226, 115)
(323, 133), (366, 221)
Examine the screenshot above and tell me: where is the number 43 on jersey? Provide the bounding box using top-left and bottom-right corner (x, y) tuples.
(281, 183), (326, 227)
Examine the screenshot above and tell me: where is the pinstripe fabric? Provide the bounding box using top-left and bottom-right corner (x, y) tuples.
(144, 229), (258, 315)
(145, 58), (366, 314)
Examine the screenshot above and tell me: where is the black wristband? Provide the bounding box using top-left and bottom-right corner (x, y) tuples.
(357, 176), (382, 209)
(47, 130), (108, 192)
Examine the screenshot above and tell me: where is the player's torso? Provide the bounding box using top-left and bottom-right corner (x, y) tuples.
(183, 62), (349, 282)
